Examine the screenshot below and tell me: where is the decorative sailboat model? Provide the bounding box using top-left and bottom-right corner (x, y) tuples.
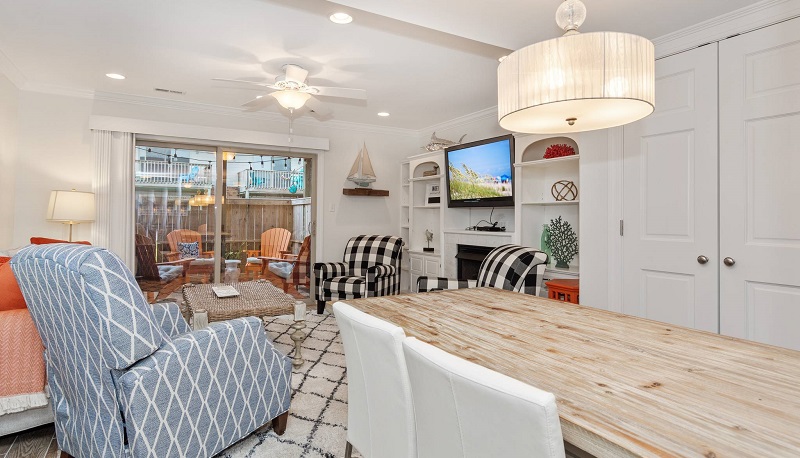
(342, 143), (389, 196)
(347, 143), (377, 187)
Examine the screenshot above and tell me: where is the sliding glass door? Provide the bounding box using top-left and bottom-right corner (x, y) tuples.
(134, 141), (315, 299)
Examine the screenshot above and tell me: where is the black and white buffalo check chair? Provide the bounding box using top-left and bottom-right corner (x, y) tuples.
(417, 244), (548, 296)
(314, 235), (404, 314)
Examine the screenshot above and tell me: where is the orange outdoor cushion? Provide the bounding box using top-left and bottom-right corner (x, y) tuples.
(0, 262), (26, 311)
(30, 237), (91, 245)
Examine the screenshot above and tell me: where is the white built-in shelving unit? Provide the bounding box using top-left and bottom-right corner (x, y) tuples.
(514, 135), (580, 279)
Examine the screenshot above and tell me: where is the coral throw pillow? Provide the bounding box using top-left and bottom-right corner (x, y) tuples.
(177, 242), (200, 259)
(30, 237), (91, 245)
(0, 262), (26, 311)
(0, 256), (10, 266)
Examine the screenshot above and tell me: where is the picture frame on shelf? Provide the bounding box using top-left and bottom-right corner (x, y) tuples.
(426, 184), (441, 205)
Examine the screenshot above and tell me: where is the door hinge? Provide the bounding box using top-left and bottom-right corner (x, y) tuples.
(619, 220), (624, 236)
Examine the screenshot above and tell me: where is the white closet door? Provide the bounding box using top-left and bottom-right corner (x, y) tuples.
(622, 44), (719, 332)
(719, 18), (800, 350)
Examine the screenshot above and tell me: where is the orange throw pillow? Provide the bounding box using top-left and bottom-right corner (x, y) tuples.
(0, 256), (10, 265)
(0, 262), (26, 311)
(30, 237), (91, 245)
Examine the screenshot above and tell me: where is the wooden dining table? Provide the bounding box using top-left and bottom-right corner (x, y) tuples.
(342, 288), (800, 458)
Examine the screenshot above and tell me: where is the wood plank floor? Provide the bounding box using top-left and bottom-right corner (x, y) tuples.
(0, 425), (57, 458)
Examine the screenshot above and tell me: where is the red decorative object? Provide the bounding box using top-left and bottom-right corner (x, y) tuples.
(543, 143), (576, 159)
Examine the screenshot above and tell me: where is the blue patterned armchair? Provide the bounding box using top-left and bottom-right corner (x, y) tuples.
(11, 244), (292, 458)
(313, 235), (404, 314)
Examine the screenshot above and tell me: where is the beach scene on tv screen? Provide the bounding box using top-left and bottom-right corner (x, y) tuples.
(448, 140), (512, 201)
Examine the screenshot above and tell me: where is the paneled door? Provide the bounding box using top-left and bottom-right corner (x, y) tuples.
(719, 18), (800, 350)
(622, 44), (719, 332)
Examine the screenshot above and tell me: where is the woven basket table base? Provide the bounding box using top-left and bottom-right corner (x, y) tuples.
(182, 279), (295, 329)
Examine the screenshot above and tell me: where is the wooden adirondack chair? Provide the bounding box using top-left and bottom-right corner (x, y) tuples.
(135, 234), (193, 303)
(164, 229), (215, 279)
(265, 236), (311, 293)
(244, 228), (292, 278)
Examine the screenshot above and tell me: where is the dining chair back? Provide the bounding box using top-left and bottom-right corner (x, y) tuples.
(403, 337), (565, 458)
(332, 301), (415, 458)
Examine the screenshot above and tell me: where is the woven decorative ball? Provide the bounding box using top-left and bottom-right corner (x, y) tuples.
(551, 180), (578, 201)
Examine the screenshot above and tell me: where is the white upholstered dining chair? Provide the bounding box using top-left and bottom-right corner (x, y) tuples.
(332, 301), (416, 458)
(402, 337), (566, 458)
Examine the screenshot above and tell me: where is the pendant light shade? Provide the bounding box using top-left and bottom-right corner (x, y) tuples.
(498, 0), (654, 134)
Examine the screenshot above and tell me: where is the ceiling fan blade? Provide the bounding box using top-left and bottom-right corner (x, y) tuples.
(305, 98), (333, 119)
(212, 77), (272, 87)
(312, 86), (367, 100)
(284, 64), (309, 84)
(241, 96), (276, 112)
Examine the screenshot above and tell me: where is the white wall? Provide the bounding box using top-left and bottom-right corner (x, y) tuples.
(12, 92), (94, 246)
(0, 74), (18, 247)
(7, 91), (417, 260)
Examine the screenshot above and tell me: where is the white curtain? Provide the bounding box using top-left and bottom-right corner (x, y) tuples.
(92, 130), (136, 271)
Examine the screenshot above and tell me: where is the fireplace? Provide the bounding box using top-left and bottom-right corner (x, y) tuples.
(455, 244), (493, 281)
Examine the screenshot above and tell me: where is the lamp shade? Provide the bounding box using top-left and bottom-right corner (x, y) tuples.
(498, 31), (654, 134)
(271, 90), (311, 110)
(47, 190), (95, 222)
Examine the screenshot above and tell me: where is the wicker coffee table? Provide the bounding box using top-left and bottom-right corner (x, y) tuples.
(182, 280), (308, 366)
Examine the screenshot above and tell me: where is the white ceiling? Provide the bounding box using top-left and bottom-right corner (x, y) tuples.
(0, 0), (762, 130)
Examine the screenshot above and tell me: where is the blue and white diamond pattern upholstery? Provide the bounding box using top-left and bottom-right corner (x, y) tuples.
(417, 245), (548, 296)
(11, 244), (292, 458)
(314, 235), (404, 311)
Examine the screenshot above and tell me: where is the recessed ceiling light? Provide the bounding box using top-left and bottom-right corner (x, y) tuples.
(256, 95), (263, 99)
(329, 12), (353, 24)
(377, 112), (390, 117)
(106, 73), (126, 80)
(498, 56), (508, 63)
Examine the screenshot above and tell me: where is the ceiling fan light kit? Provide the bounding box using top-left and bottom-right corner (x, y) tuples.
(271, 90), (312, 110)
(497, 0), (654, 134)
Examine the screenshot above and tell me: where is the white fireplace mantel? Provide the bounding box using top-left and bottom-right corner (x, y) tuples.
(442, 230), (515, 278)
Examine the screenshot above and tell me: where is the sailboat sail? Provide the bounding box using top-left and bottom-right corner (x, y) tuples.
(347, 143), (377, 187)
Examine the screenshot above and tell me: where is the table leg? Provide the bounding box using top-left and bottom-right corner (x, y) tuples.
(290, 320), (307, 367)
(193, 309), (209, 330)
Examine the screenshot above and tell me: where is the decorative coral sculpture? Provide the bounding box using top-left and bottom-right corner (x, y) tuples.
(548, 216), (578, 268)
(543, 143), (576, 159)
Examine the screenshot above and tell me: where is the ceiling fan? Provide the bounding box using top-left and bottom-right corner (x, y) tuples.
(213, 64), (367, 114)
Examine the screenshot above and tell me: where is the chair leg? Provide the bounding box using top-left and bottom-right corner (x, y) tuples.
(345, 441), (353, 458)
(317, 300), (326, 314)
(272, 411), (289, 436)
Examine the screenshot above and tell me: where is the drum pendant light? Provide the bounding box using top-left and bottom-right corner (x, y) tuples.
(498, 0), (655, 134)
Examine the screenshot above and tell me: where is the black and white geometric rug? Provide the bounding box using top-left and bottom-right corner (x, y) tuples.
(219, 312), (361, 458)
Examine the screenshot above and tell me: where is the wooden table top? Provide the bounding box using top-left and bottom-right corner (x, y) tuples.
(342, 288), (800, 458)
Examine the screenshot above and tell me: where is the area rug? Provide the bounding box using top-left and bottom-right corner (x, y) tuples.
(219, 311), (361, 458)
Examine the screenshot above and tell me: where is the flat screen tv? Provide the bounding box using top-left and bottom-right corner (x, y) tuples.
(445, 134), (514, 208)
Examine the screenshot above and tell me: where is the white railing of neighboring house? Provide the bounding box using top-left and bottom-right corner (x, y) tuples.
(135, 161), (213, 187)
(238, 169), (305, 194)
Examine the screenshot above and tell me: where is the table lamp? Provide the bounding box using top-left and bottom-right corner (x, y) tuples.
(47, 189), (95, 242)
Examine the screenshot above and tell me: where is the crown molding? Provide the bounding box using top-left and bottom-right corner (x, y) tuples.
(653, 0), (800, 58)
(417, 106), (500, 137)
(92, 91), (417, 137)
(20, 82), (95, 99)
(0, 47), (26, 89)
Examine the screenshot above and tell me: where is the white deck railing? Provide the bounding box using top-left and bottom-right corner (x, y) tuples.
(238, 170), (305, 194)
(135, 160), (212, 187)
